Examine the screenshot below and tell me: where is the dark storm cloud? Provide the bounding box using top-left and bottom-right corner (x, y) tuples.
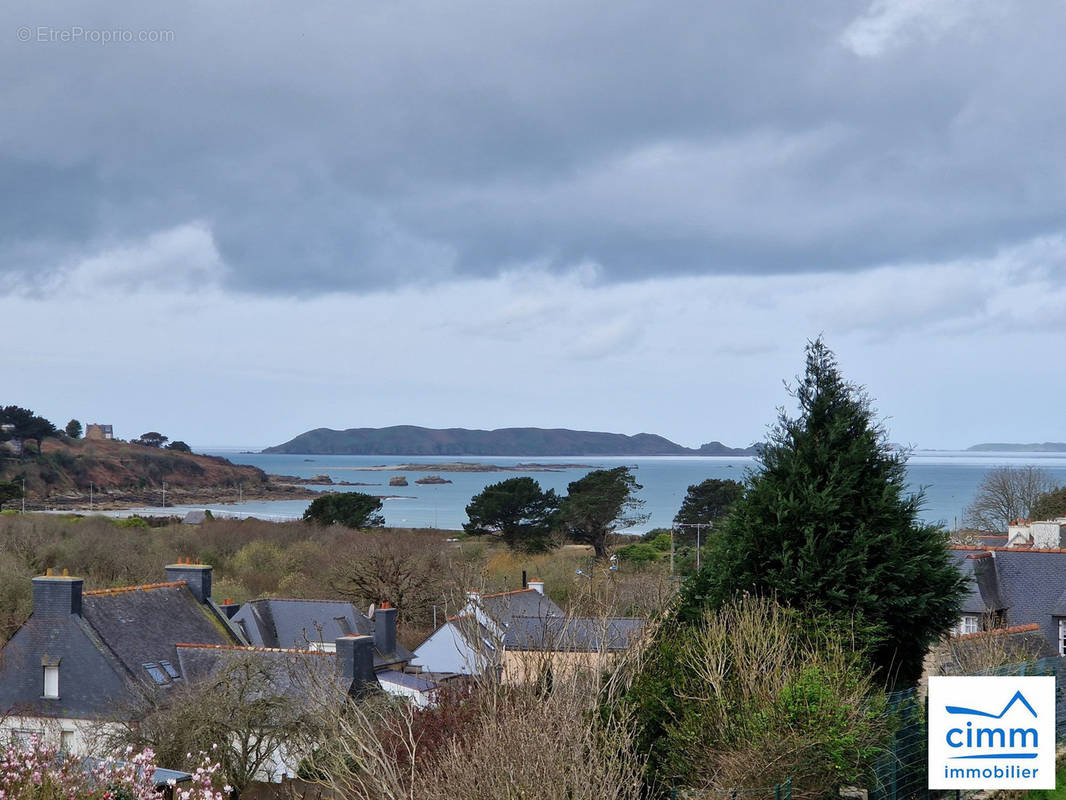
(2, 0), (1063, 292)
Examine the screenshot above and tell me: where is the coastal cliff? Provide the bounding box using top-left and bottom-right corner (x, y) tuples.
(0, 437), (316, 509)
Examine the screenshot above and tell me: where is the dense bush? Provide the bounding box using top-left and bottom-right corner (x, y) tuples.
(614, 542), (660, 564)
(624, 597), (892, 798)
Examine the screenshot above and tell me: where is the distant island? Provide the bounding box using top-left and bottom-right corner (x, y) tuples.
(967, 442), (1066, 452)
(263, 426), (761, 457)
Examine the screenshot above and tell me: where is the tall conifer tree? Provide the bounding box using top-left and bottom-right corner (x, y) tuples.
(679, 339), (967, 685)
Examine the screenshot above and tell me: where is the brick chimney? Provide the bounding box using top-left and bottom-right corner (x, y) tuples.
(335, 634), (376, 697)
(165, 561), (212, 603)
(32, 572), (83, 617)
(374, 602), (397, 656)
(528, 579), (544, 595)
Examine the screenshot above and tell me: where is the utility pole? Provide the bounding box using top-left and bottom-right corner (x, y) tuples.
(670, 527), (675, 577)
(675, 522), (711, 569)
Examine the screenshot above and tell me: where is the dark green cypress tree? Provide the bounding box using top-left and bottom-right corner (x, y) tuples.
(679, 338), (967, 686)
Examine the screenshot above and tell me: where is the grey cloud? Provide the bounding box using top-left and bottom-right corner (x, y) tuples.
(2, 0), (1065, 293)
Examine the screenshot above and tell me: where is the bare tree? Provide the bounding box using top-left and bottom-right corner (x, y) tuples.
(329, 531), (447, 626)
(963, 466), (1060, 533)
(109, 653), (328, 796)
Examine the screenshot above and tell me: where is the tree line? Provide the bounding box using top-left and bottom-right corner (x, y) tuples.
(0, 403), (193, 455)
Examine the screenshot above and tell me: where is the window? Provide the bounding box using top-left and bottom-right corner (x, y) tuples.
(953, 615), (979, 636)
(1059, 619), (1066, 657)
(60, 730), (74, 752)
(43, 665), (59, 699)
(11, 729), (42, 748)
(159, 660), (179, 679)
(143, 663), (169, 684)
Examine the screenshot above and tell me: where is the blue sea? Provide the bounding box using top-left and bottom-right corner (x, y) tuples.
(135, 451), (1066, 534)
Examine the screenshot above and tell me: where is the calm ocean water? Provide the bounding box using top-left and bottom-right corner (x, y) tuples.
(137, 451), (1066, 534)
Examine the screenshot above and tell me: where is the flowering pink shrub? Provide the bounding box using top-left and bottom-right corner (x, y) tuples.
(0, 738), (229, 800)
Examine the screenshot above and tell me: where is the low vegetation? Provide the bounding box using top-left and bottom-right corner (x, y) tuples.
(0, 512), (677, 650)
(625, 597), (894, 797)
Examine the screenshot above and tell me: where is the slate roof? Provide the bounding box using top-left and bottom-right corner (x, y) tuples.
(82, 584), (236, 682)
(174, 643), (343, 701)
(231, 598), (413, 667)
(951, 546), (1066, 652)
(503, 616), (646, 652)
(478, 589), (564, 626)
(0, 578), (241, 720)
(175, 644), (440, 701)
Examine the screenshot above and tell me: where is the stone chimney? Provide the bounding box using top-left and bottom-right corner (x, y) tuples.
(374, 602), (397, 656)
(165, 560), (212, 603)
(335, 634), (376, 697)
(528, 579), (544, 595)
(32, 571), (83, 617)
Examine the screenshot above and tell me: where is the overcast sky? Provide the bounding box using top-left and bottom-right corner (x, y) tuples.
(3, 0), (1064, 449)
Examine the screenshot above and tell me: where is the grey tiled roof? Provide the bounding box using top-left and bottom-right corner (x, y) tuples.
(174, 644), (344, 701)
(233, 598), (372, 648)
(479, 589), (564, 626)
(503, 616), (645, 652)
(0, 581), (240, 720)
(952, 547), (1066, 652)
(232, 598), (413, 667)
(82, 585), (236, 681)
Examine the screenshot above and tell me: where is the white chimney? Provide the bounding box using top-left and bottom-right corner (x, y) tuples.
(528, 579), (544, 595)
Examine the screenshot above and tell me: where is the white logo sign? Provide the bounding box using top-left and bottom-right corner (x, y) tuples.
(928, 676), (1055, 790)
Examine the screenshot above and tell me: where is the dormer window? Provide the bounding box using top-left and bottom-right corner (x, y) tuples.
(43, 665), (59, 699)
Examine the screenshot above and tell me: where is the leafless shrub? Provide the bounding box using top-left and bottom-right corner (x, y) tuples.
(930, 623), (1051, 677)
(307, 611), (647, 800)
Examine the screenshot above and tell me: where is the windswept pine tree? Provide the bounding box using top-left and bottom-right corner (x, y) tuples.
(679, 338), (967, 686)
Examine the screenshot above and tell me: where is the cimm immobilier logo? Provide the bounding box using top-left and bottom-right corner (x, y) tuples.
(928, 676), (1056, 790)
